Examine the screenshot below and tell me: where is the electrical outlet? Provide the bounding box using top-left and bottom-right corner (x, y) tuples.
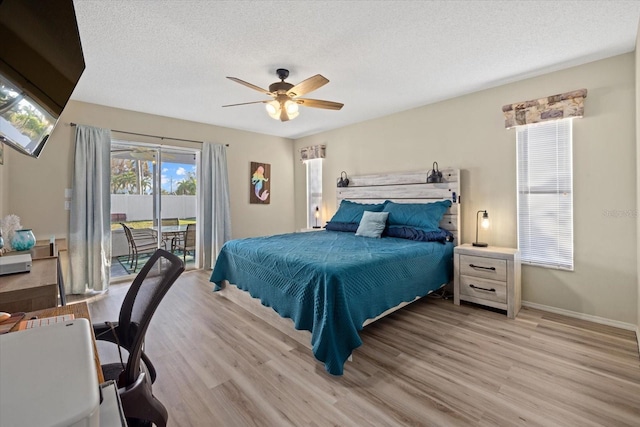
(64, 188), (72, 199)
(65, 201), (71, 210)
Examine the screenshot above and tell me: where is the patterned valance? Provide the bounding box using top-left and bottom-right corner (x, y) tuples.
(299, 144), (326, 162)
(502, 89), (587, 128)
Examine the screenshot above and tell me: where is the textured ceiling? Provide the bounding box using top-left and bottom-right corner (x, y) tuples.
(71, 1), (640, 139)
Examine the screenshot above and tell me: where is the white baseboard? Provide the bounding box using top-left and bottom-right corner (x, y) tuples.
(522, 301), (636, 331)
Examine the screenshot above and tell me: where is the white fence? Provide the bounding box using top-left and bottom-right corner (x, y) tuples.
(111, 194), (196, 221)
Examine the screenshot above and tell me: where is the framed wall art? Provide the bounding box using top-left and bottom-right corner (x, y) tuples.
(250, 161), (270, 204)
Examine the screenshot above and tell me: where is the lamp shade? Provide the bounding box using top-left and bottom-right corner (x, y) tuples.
(265, 101), (280, 120)
(313, 206), (321, 228)
(473, 210), (489, 247)
(265, 99), (300, 121)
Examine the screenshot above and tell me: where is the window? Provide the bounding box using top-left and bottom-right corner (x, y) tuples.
(305, 158), (322, 228)
(516, 119), (573, 270)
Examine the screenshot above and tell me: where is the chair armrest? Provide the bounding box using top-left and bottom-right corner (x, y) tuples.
(141, 351), (157, 383)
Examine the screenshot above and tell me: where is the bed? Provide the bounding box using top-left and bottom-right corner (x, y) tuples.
(210, 168), (460, 375)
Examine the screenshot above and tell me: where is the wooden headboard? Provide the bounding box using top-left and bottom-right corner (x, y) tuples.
(336, 168), (461, 245)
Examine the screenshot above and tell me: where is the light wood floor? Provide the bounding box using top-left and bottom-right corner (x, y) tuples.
(88, 270), (640, 426)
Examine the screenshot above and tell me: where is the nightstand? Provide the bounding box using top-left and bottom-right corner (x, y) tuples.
(298, 228), (324, 232)
(453, 243), (521, 319)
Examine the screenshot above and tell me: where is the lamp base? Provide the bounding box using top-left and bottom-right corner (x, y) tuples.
(472, 242), (488, 247)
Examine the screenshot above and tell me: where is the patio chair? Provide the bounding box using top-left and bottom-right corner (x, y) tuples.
(152, 218), (179, 227)
(172, 223), (196, 263)
(121, 223), (164, 272)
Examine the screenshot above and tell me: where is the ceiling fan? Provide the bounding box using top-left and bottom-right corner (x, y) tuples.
(223, 68), (344, 122)
(111, 147), (178, 162)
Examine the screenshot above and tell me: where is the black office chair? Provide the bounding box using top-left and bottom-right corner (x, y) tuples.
(94, 249), (184, 427)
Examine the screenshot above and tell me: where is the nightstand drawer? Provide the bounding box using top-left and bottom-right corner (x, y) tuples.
(459, 275), (507, 304)
(459, 255), (507, 281)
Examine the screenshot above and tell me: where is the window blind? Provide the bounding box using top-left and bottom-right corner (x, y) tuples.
(516, 119), (573, 270)
(305, 158), (323, 228)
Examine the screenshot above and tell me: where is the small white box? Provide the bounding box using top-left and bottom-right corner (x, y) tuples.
(0, 253), (32, 275)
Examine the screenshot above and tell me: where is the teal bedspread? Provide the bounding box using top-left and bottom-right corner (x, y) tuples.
(210, 231), (453, 375)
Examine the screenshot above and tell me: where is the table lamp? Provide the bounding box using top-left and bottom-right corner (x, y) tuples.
(473, 210), (490, 247)
(313, 206), (321, 228)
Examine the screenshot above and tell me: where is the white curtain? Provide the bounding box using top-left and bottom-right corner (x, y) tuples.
(198, 142), (231, 269)
(69, 125), (112, 293)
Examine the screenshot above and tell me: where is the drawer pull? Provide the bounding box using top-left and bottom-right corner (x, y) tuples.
(469, 264), (496, 271)
(469, 284), (496, 292)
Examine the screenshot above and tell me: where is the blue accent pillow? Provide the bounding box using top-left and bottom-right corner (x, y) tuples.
(385, 226), (453, 243)
(329, 200), (386, 224)
(383, 200), (452, 232)
(355, 211), (389, 238)
(324, 221), (359, 232)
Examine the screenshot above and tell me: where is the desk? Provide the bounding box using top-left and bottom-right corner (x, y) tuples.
(0, 239), (67, 312)
(0, 258), (58, 312)
(16, 302), (105, 383)
(0, 302), (120, 426)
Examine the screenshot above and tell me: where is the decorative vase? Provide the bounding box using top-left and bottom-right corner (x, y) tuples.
(12, 229), (36, 251)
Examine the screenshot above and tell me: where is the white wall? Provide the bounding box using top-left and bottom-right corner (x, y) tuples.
(2, 100), (295, 241)
(294, 54), (637, 325)
(110, 195), (196, 222)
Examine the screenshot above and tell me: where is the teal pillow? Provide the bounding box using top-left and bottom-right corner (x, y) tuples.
(383, 200), (452, 232)
(355, 211), (389, 238)
(329, 200), (386, 223)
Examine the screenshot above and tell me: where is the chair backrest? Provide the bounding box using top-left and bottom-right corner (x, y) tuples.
(117, 249), (185, 385)
(162, 218), (179, 226)
(185, 223), (196, 247)
(121, 223), (133, 245)
(154, 218), (179, 226)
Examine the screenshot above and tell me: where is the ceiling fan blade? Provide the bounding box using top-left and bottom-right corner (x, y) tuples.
(222, 100), (269, 107)
(295, 98), (344, 110)
(280, 108), (290, 122)
(227, 77), (272, 95)
(287, 74), (329, 97)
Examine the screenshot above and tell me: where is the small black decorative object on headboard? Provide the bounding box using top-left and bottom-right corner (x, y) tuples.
(427, 162), (443, 183)
(337, 171), (350, 187)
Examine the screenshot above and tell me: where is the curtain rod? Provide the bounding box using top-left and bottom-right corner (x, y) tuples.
(69, 122), (229, 146)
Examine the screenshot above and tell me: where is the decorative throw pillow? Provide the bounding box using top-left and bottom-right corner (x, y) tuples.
(385, 226), (453, 243)
(324, 222), (359, 232)
(382, 200), (452, 232)
(329, 200), (386, 224)
(355, 211), (389, 238)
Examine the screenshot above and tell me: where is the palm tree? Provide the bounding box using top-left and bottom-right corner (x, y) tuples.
(175, 173), (196, 195)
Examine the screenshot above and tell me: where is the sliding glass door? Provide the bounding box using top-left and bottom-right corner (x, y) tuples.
(110, 142), (198, 278)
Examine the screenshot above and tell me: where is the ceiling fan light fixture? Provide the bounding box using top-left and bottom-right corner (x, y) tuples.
(285, 108), (299, 121)
(265, 100), (280, 119)
(225, 69), (342, 122)
(285, 100), (299, 115)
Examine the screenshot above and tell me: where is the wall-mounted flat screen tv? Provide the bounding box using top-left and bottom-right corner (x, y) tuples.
(0, 0), (85, 158)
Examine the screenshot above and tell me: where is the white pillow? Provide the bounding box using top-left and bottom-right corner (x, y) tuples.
(355, 211), (389, 238)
